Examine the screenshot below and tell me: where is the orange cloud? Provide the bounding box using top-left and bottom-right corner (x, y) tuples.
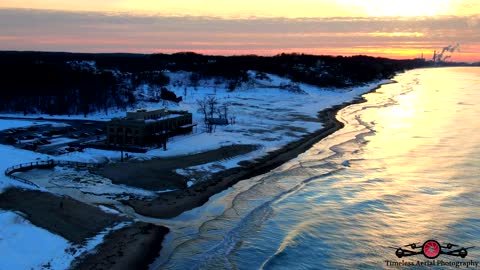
(0, 9), (478, 62)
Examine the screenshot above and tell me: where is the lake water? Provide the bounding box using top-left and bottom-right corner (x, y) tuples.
(152, 67), (480, 269)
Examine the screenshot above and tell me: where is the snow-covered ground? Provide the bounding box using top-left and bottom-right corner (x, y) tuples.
(0, 73), (388, 171)
(0, 73), (390, 189)
(0, 72), (389, 270)
(176, 147), (266, 186)
(18, 73), (384, 158)
(0, 211), (72, 270)
(62, 72), (387, 166)
(0, 144), (48, 192)
(0, 120), (129, 270)
(147, 72), (386, 161)
(0, 119), (69, 130)
(0, 210), (130, 270)
(19, 167), (157, 205)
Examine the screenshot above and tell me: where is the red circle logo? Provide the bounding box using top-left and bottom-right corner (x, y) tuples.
(423, 240), (441, 259)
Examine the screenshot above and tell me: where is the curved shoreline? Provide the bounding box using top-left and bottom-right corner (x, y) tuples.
(124, 84), (386, 219)
(0, 80), (391, 270)
(131, 81), (392, 269)
(72, 223), (169, 270)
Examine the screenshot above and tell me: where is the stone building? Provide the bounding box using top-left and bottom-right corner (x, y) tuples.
(107, 109), (194, 146)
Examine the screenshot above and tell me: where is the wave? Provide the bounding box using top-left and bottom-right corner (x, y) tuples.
(155, 68), (478, 269)
(157, 163), (344, 269)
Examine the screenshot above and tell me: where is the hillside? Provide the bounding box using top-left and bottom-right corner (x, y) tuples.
(0, 51), (427, 117)
(0, 52), (428, 269)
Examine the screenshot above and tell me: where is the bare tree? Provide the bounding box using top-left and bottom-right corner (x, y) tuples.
(198, 96), (227, 133)
(197, 98), (213, 133)
(206, 95), (218, 119)
(196, 98), (208, 123)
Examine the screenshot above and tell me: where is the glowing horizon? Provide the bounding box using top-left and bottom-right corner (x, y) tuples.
(0, 1), (479, 61)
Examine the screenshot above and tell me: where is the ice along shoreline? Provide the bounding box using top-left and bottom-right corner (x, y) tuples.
(0, 79), (395, 270)
(123, 80), (396, 220)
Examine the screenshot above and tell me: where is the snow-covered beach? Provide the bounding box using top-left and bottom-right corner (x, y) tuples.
(0, 72), (391, 270)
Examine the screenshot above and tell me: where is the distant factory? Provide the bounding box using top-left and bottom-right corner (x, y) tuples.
(432, 44), (460, 63)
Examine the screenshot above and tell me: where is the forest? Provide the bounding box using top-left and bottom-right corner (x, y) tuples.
(0, 51), (430, 116)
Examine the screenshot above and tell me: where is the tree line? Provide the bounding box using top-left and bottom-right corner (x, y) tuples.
(0, 51), (429, 116)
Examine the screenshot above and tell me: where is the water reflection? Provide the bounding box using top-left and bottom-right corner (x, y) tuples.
(155, 68), (480, 269)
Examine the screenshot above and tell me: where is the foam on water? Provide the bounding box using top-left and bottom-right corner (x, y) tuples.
(152, 67), (480, 270)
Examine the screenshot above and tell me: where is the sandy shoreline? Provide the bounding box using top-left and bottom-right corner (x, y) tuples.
(0, 82), (385, 269)
(72, 223), (169, 270)
(97, 144), (260, 191)
(92, 93), (377, 268)
(0, 188), (171, 270)
(0, 189), (128, 244)
(0, 98), (364, 269)
(124, 103), (348, 219)
(122, 86), (387, 268)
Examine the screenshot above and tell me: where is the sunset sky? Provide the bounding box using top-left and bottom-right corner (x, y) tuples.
(1, 0), (479, 61)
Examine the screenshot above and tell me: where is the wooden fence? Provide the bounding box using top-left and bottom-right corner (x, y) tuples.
(4, 160), (101, 188)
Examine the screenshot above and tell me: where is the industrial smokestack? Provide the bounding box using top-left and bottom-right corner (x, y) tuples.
(434, 43), (460, 62)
